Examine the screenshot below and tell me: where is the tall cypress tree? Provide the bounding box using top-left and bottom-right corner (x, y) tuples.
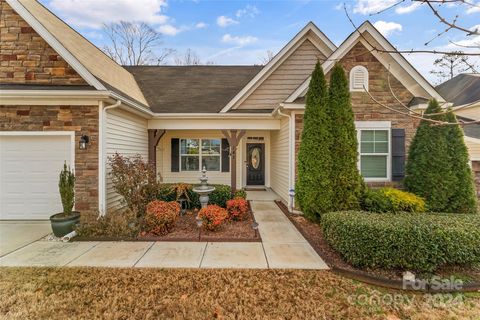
(405, 99), (453, 212)
(296, 61), (333, 219)
(327, 63), (363, 211)
(445, 110), (477, 213)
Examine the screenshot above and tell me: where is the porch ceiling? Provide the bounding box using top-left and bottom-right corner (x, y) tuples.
(148, 118), (281, 130)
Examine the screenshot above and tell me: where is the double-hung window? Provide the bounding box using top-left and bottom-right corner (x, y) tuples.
(180, 138), (221, 171)
(357, 125), (391, 181)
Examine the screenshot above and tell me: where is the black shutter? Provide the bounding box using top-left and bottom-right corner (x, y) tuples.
(221, 138), (230, 172)
(391, 129), (405, 181)
(171, 138), (179, 172)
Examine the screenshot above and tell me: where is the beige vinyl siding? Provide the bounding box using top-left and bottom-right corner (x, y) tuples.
(157, 130), (242, 187)
(466, 137), (480, 161)
(237, 39), (325, 110)
(270, 117), (290, 203)
(455, 105), (480, 120)
(106, 108), (148, 210)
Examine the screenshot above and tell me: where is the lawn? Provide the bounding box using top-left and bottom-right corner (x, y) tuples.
(1, 268), (479, 319)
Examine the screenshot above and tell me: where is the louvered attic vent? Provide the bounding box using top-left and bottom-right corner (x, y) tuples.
(349, 66), (369, 92)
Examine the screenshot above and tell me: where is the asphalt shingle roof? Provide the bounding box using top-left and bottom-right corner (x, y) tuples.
(436, 73), (480, 106)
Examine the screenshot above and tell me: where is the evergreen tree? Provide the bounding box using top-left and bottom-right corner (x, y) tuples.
(296, 62), (333, 219)
(445, 110), (477, 213)
(327, 63), (363, 211)
(405, 99), (453, 212)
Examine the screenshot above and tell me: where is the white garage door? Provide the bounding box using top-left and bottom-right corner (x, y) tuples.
(0, 134), (73, 220)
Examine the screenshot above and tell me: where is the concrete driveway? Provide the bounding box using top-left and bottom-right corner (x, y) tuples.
(0, 221), (51, 257)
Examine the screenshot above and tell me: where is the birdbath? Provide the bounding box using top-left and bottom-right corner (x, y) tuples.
(192, 166), (215, 208)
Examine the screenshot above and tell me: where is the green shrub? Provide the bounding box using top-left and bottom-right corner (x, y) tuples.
(76, 208), (139, 238)
(321, 211), (480, 272)
(59, 162), (75, 215)
(157, 183), (232, 208)
(361, 188), (426, 213)
(233, 188), (247, 199)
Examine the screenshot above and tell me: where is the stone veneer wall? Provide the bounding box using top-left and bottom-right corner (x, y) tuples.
(472, 161), (480, 199)
(0, 105), (99, 215)
(0, 0), (86, 85)
(294, 42), (419, 188)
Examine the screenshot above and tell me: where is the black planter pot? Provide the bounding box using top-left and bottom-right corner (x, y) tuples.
(50, 211), (80, 237)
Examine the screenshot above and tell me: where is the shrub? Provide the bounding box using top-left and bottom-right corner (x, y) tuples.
(142, 200), (180, 236)
(59, 162), (75, 215)
(208, 184), (232, 208)
(198, 205), (228, 231)
(226, 198), (250, 221)
(296, 61), (334, 219)
(75, 209), (138, 238)
(157, 183), (232, 208)
(321, 211), (480, 272)
(108, 153), (160, 217)
(361, 188), (426, 213)
(233, 188), (247, 199)
(326, 63), (362, 211)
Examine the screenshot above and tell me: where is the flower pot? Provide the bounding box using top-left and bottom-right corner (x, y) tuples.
(50, 211), (80, 237)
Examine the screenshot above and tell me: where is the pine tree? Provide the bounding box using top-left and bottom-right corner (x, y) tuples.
(445, 110), (478, 213)
(327, 63), (363, 211)
(296, 62), (333, 219)
(405, 99), (454, 212)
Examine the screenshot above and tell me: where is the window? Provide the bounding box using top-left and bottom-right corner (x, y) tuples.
(350, 66), (368, 92)
(358, 129), (390, 180)
(180, 138), (221, 171)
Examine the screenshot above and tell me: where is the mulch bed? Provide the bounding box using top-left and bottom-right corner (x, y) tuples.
(275, 201), (480, 291)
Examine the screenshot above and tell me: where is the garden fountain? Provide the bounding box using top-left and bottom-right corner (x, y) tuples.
(192, 166), (215, 208)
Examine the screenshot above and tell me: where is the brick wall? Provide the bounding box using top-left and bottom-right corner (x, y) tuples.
(0, 105), (99, 215)
(0, 0), (86, 85)
(294, 41), (419, 188)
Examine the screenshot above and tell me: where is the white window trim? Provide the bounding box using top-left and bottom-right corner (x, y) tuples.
(350, 65), (369, 92)
(179, 138), (222, 172)
(355, 122), (391, 182)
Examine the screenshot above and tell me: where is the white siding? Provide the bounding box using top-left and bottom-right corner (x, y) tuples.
(237, 39), (325, 110)
(270, 117), (290, 203)
(105, 108), (148, 209)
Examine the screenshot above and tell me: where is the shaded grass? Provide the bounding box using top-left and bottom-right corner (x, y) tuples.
(0, 268), (479, 319)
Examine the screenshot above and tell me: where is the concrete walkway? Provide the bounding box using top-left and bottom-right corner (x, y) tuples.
(0, 193), (328, 269)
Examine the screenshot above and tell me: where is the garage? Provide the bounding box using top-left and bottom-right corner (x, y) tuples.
(0, 133), (73, 220)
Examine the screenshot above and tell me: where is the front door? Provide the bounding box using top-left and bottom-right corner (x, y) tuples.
(246, 143), (265, 185)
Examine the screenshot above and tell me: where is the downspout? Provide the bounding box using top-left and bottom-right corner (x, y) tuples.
(275, 104), (295, 212)
(99, 99), (121, 215)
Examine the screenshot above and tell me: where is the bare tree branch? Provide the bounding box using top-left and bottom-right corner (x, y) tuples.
(174, 49), (215, 65)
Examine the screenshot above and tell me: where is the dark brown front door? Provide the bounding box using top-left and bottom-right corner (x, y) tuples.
(246, 143), (265, 185)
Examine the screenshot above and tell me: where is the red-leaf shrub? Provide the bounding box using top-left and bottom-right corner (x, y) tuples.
(143, 200), (180, 236)
(226, 198), (249, 221)
(198, 205), (228, 231)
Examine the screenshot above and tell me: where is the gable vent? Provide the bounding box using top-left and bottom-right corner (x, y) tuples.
(349, 66), (369, 92)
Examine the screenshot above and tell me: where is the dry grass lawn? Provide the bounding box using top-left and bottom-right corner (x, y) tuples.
(1, 268), (479, 319)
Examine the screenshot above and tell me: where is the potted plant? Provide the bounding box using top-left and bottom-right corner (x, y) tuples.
(50, 162), (80, 237)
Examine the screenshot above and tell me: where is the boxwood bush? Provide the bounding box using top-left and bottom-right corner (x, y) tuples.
(361, 188), (426, 213)
(157, 183), (242, 208)
(321, 211), (480, 272)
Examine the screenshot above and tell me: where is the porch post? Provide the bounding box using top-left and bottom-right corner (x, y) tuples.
(221, 129), (246, 192)
(147, 129), (165, 173)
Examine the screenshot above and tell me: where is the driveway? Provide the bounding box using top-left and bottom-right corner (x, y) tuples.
(0, 221), (51, 257)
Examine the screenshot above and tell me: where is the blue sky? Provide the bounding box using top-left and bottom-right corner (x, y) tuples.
(40, 0), (480, 83)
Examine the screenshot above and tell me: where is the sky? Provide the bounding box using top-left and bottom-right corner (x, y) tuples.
(39, 0), (480, 84)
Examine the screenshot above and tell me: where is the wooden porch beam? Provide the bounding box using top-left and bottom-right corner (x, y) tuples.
(221, 129), (246, 192)
(148, 129), (165, 172)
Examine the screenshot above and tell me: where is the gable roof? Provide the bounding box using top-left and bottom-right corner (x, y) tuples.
(219, 22), (336, 113)
(436, 73), (480, 106)
(8, 0), (148, 106)
(126, 66), (262, 113)
(286, 21), (444, 103)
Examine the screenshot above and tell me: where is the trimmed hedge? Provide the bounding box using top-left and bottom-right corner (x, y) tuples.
(157, 183), (241, 208)
(321, 211), (480, 272)
(361, 188), (426, 213)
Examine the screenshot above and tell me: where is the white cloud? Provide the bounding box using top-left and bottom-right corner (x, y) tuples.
(236, 5), (260, 18)
(158, 24), (182, 36)
(353, 0), (399, 15)
(216, 15), (239, 27)
(195, 22), (208, 29)
(49, 0), (168, 29)
(395, 2), (421, 14)
(373, 20), (403, 37)
(466, 2), (480, 14)
(222, 34), (258, 46)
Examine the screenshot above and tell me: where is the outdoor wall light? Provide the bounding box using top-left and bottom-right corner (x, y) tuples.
(79, 134), (89, 150)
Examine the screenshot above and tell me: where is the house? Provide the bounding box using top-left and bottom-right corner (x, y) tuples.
(1, 0), (477, 220)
